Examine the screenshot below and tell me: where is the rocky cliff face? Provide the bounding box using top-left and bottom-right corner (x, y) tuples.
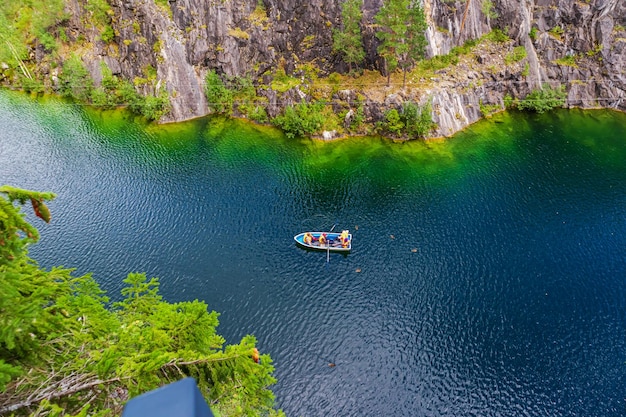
(74, 0), (625, 136)
(420, 0), (625, 136)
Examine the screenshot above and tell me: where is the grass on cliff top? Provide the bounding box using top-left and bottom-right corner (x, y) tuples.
(302, 29), (514, 102)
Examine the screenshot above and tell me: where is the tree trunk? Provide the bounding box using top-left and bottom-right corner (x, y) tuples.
(0, 376), (121, 415)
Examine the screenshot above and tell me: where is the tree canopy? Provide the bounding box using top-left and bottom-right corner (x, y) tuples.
(375, 0), (428, 87)
(332, 0), (366, 74)
(0, 186), (283, 417)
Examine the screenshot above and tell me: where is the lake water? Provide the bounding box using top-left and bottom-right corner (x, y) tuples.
(1, 90), (625, 416)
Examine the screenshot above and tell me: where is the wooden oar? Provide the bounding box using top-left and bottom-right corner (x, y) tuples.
(327, 224), (336, 263)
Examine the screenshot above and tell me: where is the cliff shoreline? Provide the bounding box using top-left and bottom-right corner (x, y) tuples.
(1, 0), (624, 139)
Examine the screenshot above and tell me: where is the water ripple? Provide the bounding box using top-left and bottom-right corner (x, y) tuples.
(2, 93), (626, 417)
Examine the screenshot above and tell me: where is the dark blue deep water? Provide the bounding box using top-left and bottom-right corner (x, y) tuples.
(1, 90), (625, 416)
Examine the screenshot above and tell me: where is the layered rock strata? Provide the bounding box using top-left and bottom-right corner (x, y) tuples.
(66, 0), (626, 136)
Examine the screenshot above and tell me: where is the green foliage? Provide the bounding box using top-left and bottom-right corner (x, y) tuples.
(319, 105), (343, 133)
(375, 0), (407, 81)
(505, 46), (527, 64)
(554, 54), (578, 67)
(347, 103), (365, 132)
(0, 0), (66, 94)
(452, 37), (480, 55)
(58, 27), (68, 42)
(92, 62), (170, 121)
(232, 76), (264, 120)
(328, 72), (342, 85)
(377, 101), (434, 138)
(270, 67), (300, 93)
(522, 62), (530, 76)
(417, 52), (459, 72)
(101, 25), (115, 43)
(516, 84), (567, 113)
(479, 99), (501, 117)
(204, 71), (271, 121)
(585, 44), (603, 58)
(402, 4), (428, 75)
(205, 70), (234, 115)
(0, 187), (281, 416)
(249, 0), (269, 28)
(0, 185), (55, 265)
(140, 90), (171, 121)
(503, 93), (514, 108)
(0, 0), (66, 49)
(332, 0), (365, 73)
(271, 101), (326, 138)
(529, 26), (538, 41)
(295, 62), (319, 84)
(249, 105), (269, 124)
(549, 25), (564, 39)
(481, 0), (498, 19)
(21, 76), (45, 94)
(119, 79), (145, 112)
(60, 54), (94, 102)
(144, 64), (158, 80)
(0, 35), (23, 70)
(401, 101), (435, 139)
(415, 37), (479, 75)
(0, 360), (21, 391)
(38, 32), (58, 52)
(485, 28), (510, 43)
(381, 108), (404, 134)
(375, 0), (427, 86)
(0, 187), (75, 392)
(85, 0), (113, 27)
(1, 0), (166, 121)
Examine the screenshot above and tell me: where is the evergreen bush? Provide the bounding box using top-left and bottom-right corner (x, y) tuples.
(401, 101), (435, 139)
(271, 101), (326, 138)
(517, 84), (566, 113)
(0, 186), (283, 416)
(91, 62), (170, 121)
(382, 109), (404, 135)
(332, 0), (365, 74)
(101, 25), (115, 43)
(486, 28), (510, 43)
(205, 70), (234, 115)
(249, 105), (269, 124)
(60, 54), (94, 102)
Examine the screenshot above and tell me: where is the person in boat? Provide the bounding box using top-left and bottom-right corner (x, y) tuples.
(319, 232), (327, 246)
(339, 230), (350, 247)
(303, 232), (313, 245)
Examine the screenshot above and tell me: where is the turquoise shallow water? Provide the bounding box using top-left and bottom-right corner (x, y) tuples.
(1, 90), (625, 416)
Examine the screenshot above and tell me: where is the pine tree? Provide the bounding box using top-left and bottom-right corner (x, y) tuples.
(375, 0), (428, 87)
(401, 3), (428, 87)
(0, 186), (283, 417)
(332, 0), (365, 74)
(0, 185), (55, 263)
